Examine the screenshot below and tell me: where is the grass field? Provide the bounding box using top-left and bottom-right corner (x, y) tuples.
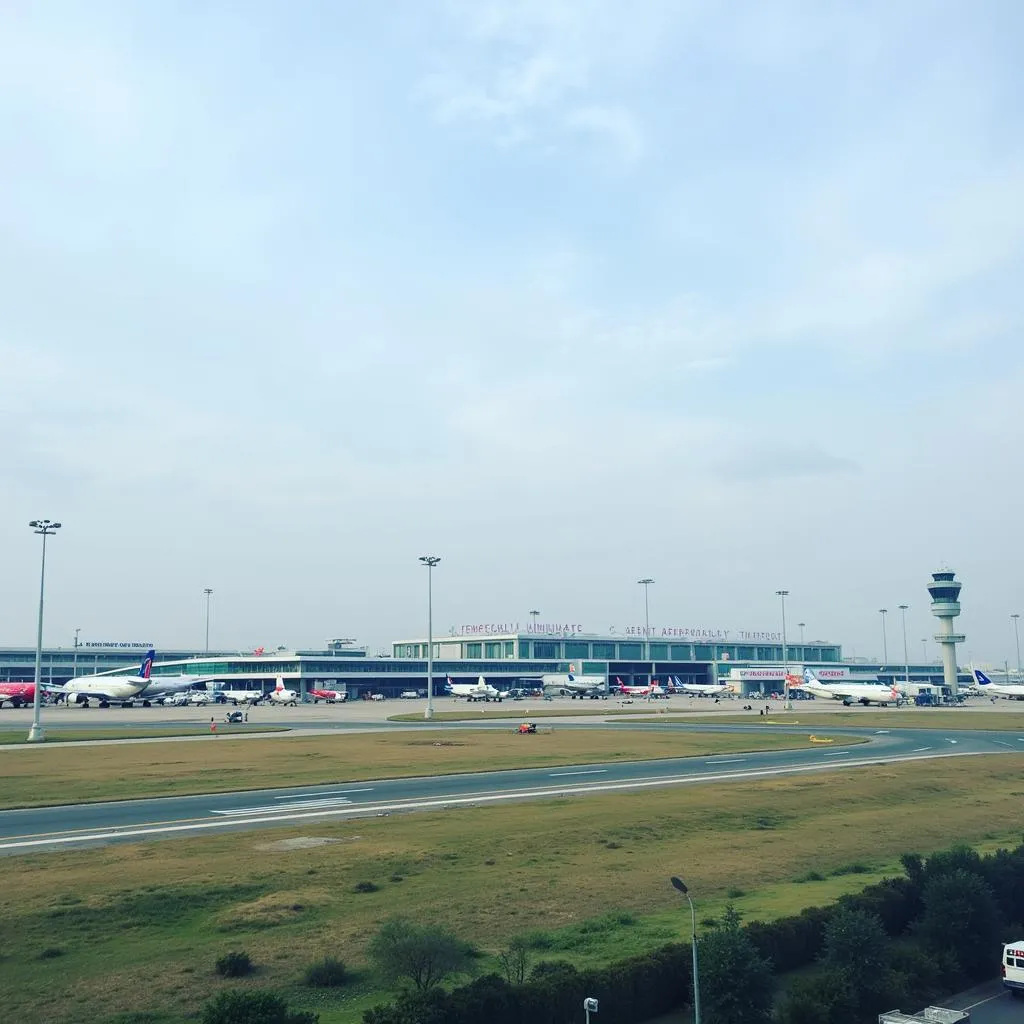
(388, 705), (680, 721)
(1, 752), (1022, 1024)
(0, 728), (852, 809)
(657, 709), (1024, 730)
(0, 726), (288, 745)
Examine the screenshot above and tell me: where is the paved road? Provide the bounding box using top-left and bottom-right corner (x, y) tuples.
(914, 980), (1023, 1023)
(1, 722), (1020, 855)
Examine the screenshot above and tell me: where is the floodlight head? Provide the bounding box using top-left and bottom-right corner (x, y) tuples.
(637, 577), (654, 586)
(776, 589), (789, 597)
(583, 997), (599, 1012)
(419, 555), (441, 567)
(670, 876), (688, 894)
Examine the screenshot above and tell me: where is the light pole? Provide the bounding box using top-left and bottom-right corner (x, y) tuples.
(899, 604), (910, 693)
(1012, 614), (1021, 674)
(921, 638), (928, 663)
(776, 590), (790, 708)
(203, 588), (213, 654)
(670, 877), (701, 1024)
(73, 626), (81, 678)
(420, 556), (441, 720)
(529, 609), (540, 631)
(28, 519), (61, 743)
(637, 579), (654, 681)
(798, 622), (805, 646)
(879, 608), (888, 665)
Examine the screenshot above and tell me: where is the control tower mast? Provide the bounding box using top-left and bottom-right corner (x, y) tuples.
(928, 569), (964, 698)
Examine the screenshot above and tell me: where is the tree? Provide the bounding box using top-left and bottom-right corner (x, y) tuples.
(497, 936), (530, 985)
(201, 990), (317, 1024)
(367, 917), (475, 991)
(774, 971), (857, 1024)
(917, 868), (1003, 982)
(821, 905), (890, 1010)
(697, 906), (774, 1024)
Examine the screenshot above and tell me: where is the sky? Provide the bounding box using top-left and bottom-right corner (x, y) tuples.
(2, 0), (1022, 667)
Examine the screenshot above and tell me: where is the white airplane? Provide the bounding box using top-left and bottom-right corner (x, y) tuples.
(971, 667), (1024, 700)
(541, 669), (606, 698)
(55, 650), (218, 708)
(615, 678), (667, 699)
(668, 675), (732, 697)
(220, 688), (264, 705)
(794, 668), (903, 706)
(444, 675), (503, 702)
(269, 676), (299, 705)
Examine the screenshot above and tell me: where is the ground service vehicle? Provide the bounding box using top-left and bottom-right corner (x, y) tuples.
(1003, 940), (1024, 996)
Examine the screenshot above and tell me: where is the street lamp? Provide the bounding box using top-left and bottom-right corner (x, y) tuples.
(203, 588), (214, 654)
(28, 519), (61, 743)
(776, 590), (790, 709)
(1012, 614), (1021, 675)
(73, 626), (81, 678)
(670, 876), (701, 1024)
(899, 604), (910, 693)
(419, 556), (441, 720)
(879, 609), (889, 665)
(637, 579), (654, 681)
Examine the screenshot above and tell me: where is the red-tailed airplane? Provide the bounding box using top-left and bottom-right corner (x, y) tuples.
(615, 678), (666, 698)
(309, 687), (347, 704)
(0, 682), (36, 708)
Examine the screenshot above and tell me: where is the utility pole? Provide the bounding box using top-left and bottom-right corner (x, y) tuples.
(637, 579), (654, 682)
(28, 519), (62, 743)
(203, 588), (214, 653)
(879, 608), (889, 665)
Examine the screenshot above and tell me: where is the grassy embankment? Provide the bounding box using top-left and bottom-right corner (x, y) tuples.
(0, 728), (854, 809)
(1, 751), (1023, 1024)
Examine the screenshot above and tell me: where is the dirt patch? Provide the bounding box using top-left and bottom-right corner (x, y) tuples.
(255, 836), (356, 851)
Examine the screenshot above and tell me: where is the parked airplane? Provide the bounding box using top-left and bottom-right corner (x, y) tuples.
(445, 675), (503, 702)
(971, 667), (1024, 700)
(309, 687), (347, 704)
(269, 676), (299, 705)
(55, 650), (216, 708)
(794, 668), (903, 706)
(0, 682), (35, 708)
(219, 688), (264, 705)
(615, 678), (666, 699)
(668, 676), (732, 697)
(540, 669), (606, 698)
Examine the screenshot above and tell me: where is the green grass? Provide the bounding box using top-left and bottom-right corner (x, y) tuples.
(0, 726), (287, 745)
(0, 728), (849, 809)
(388, 705), (679, 721)
(675, 709), (1024, 729)
(1, 753), (1023, 1023)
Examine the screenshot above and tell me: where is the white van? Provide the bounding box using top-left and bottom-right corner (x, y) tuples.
(1002, 940), (1024, 997)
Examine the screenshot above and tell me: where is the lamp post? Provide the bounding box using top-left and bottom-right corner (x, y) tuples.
(921, 638), (928, 663)
(670, 876), (701, 1024)
(798, 622), (805, 645)
(1012, 614), (1021, 674)
(73, 626), (81, 678)
(879, 608), (889, 665)
(637, 578), (654, 682)
(28, 519), (61, 743)
(899, 604), (909, 693)
(203, 588), (213, 654)
(529, 609), (540, 630)
(776, 590), (790, 709)
(419, 556), (441, 720)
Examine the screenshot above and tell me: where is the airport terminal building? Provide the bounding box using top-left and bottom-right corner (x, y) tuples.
(0, 626), (967, 700)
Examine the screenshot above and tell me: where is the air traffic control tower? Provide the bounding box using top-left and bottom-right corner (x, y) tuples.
(928, 569), (965, 698)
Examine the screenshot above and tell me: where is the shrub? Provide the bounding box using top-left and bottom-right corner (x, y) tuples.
(201, 990), (317, 1024)
(367, 917), (475, 990)
(215, 951), (254, 978)
(39, 947), (65, 959)
(353, 881), (380, 893)
(303, 957), (348, 987)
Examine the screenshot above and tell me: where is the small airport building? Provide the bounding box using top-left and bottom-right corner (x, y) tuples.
(0, 627), (970, 701)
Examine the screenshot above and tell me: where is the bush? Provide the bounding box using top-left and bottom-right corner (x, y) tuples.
(201, 990), (317, 1024)
(353, 881), (380, 893)
(367, 917), (475, 990)
(39, 947), (65, 959)
(303, 957), (348, 987)
(215, 951), (254, 978)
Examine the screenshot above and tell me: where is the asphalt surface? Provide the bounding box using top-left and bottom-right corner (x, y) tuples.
(914, 980), (1024, 1023)
(1, 715), (1022, 855)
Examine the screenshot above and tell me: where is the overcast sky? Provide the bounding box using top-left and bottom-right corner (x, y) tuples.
(2, 1), (1022, 667)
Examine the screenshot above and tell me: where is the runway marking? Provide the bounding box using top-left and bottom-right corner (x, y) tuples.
(548, 769), (607, 777)
(962, 990), (1008, 1010)
(993, 740), (1014, 747)
(0, 751), (983, 852)
(874, 730), (890, 734)
(273, 789), (373, 800)
(704, 759), (746, 764)
(214, 797), (354, 815)
(822, 751), (851, 756)
(912, 746), (931, 752)
(945, 738), (958, 744)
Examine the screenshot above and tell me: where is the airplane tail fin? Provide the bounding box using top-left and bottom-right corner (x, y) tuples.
(803, 668), (818, 685)
(274, 676), (285, 691)
(139, 649), (155, 680)
(972, 666), (992, 686)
